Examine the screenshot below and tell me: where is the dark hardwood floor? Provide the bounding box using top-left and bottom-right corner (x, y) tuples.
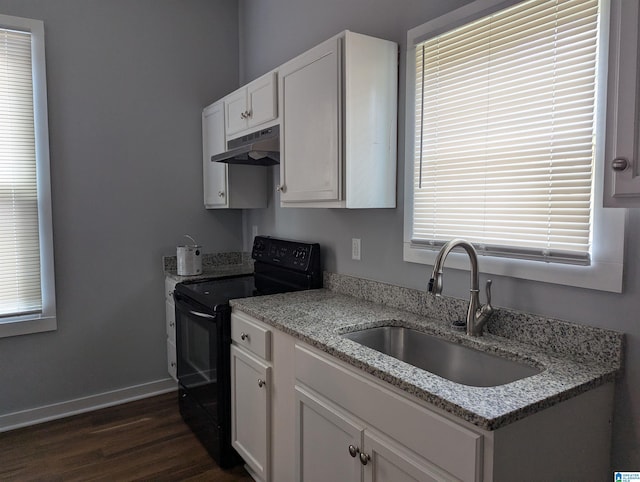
(0, 391), (253, 481)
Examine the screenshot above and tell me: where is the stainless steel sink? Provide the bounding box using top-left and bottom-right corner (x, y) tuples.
(342, 326), (541, 387)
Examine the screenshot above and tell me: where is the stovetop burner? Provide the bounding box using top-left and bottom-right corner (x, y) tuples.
(177, 275), (256, 311)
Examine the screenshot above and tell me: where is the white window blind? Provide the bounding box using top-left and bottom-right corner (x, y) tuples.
(412, 0), (600, 265)
(0, 27), (43, 318)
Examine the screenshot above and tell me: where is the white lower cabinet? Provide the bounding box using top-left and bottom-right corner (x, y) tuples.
(230, 308), (614, 482)
(295, 345), (478, 481)
(230, 311), (278, 482)
(295, 385), (449, 482)
(295, 386), (363, 482)
(364, 429), (449, 482)
(164, 276), (178, 382)
(230, 344), (271, 482)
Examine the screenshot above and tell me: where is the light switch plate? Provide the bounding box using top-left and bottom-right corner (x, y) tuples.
(352, 238), (361, 261)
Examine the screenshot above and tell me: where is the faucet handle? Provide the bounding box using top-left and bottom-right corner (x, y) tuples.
(485, 279), (492, 307)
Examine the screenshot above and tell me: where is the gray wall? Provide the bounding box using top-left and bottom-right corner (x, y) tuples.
(0, 0), (241, 413)
(239, 0), (640, 469)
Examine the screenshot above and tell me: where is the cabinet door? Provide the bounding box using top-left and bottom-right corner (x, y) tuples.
(165, 300), (175, 343)
(167, 339), (177, 382)
(279, 37), (342, 203)
(202, 102), (228, 208)
(231, 345), (271, 481)
(604, 0), (640, 206)
(363, 431), (457, 482)
(295, 386), (363, 482)
(247, 72), (278, 129)
(225, 89), (248, 137)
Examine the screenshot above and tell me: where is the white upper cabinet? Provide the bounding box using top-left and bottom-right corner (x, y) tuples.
(202, 101), (267, 209)
(279, 37), (342, 204)
(278, 31), (398, 208)
(202, 101), (228, 208)
(225, 71), (278, 138)
(604, 0), (640, 206)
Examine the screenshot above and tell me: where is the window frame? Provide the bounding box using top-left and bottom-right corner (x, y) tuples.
(0, 14), (56, 337)
(403, 0), (626, 293)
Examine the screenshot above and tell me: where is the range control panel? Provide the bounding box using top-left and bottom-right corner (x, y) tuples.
(252, 235), (320, 273)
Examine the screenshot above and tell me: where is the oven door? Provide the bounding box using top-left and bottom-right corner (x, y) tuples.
(176, 297), (213, 378)
(173, 290), (238, 467)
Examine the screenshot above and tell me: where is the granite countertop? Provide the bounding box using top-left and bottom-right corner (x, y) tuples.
(229, 272), (624, 431)
(164, 251), (253, 282)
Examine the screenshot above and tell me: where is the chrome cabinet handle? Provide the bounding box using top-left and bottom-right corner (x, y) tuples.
(612, 157), (629, 171)
(169, 322), (175, 327)
(359, 452), (371, 465)
(246, 110), (252, 118)
(258, 378), (265, 388)
(170, 362), (176, 368)
(218, 191), (225, 197)
(240, 332), (249, 341)
(240, 112), (247, 119)
(276, 185), (286, 193)
(348, 445), (360, 457)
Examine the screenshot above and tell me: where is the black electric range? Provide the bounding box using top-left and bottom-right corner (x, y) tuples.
(172, 236), (321, 468)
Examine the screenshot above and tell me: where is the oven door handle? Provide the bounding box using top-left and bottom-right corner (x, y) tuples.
(174, 293), (217, 320)
(185, 309), (216, 320)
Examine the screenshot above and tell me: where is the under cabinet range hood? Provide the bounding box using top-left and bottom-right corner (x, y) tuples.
(212, 125), (280, 166)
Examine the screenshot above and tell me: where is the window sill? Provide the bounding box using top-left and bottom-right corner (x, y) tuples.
(0, 315), (57, 339)
(404, 243), (623, 293)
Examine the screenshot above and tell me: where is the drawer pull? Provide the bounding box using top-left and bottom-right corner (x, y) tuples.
(258, 378), (265, 388)
(348, 445), (359, 458)
(241, 332), (249, 341)
(359, 452), (371, 466)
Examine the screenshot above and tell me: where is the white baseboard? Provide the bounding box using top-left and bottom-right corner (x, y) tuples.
(0, 378), (178, 433)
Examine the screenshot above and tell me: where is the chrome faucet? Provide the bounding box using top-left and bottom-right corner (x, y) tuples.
(428, 239), (493, 336)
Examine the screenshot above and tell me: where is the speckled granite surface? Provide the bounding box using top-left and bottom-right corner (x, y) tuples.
(164, 251), (253, 282)
(230, 272), (624, 431)
(324, 272), (624, 367)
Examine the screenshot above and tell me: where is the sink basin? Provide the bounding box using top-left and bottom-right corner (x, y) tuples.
(343, 326), (541, 387)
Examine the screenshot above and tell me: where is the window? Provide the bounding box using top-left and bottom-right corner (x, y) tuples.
(0, 14), (56, 337)
(404, 0), (625, 292)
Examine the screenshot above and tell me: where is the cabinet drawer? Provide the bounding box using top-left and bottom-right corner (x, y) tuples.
(231, 312), (271, 361)
(295, 345), (483, 482)
(165, 277), (178, 302)
(165, 300), (176, 342)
